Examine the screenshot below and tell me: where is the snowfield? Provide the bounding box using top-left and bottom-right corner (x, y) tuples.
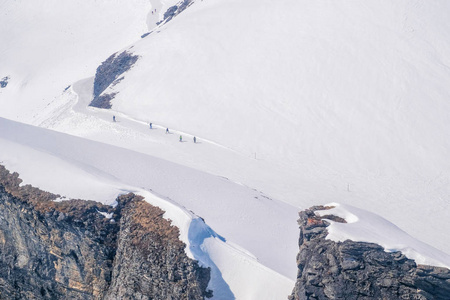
(2, 0), (450, 298)
(0, 116), (297, 298)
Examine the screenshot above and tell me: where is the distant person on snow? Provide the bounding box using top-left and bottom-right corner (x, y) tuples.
(113, 115), (116, 122)
(179, 135), (182, 142)
(149, 122), (152, 129)
(166, 128), (169, 134)
(193, 136), (196, 143)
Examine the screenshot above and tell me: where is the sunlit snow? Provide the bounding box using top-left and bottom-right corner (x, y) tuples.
(1, 0), (450, 299)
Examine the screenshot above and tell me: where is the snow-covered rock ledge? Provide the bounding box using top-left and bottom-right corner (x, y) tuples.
(289, 205), (450, 300)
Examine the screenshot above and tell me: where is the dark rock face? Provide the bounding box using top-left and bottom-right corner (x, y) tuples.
(290, 206), (450, 300)
(0, 167), (117, 299)
(105, 194), (212, 300)
(0, 76), (9, 88)
(89, 51), (139, 109)
(0, 165), (211, 299)
(141, 32), (152, 39)
(90, 93), (117, 109)
(157, 0), (193, 26)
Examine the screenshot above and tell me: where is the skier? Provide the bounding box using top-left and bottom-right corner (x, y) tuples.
(179, 135), (182, 142)
(193, 136), (196, 143)
(149, 122), (152, 129)
(166, 128), (169, 134)
(113, 115), (116, 122)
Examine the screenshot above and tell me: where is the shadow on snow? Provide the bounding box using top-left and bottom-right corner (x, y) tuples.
(188, 218), (235, 300)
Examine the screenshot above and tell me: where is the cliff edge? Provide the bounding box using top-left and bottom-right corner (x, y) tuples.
(0, 165), (211, 299)
(289, 206), (450, 300)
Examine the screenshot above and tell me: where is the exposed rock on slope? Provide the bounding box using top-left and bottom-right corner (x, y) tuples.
(89, 51), (139, 109)
(157, 0), (193, 26)
(290, 206), (450, 300)
(0, 76), (8, 88)
(141, 0), (194, 38)
(105, 193), (212, 299)
(0, 165), (211, 299)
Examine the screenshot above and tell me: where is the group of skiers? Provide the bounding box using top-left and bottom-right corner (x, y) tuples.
(112, 116), (197, 143)
(166, 127), (197, 143)
(175, 132), (196, 143)
(160, 123), (197, 143)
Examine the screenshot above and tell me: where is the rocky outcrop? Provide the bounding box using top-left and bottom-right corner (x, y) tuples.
(290, 206), (450, 300)
(0, 165), (211, 299)
(0, 76), (9, 88)
(105, 193), (211, 299)
(0, 166), (117, 299)
(157, 0), (193, 26)
(140, 0), (193, 38)
(89, 51), (139, 109)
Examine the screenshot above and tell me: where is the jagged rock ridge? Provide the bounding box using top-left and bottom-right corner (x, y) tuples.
(89, 51), (139, 109)
(289, 206), (450, 300)
(0, 165), (211, 299)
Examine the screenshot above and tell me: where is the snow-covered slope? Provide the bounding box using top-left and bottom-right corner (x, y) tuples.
(2, 0), (450, 298)
(40, 0), (450, 253)
(0, 116), (296, 299)
(0, 0), (152, 120)
(2, 116), (450, 299)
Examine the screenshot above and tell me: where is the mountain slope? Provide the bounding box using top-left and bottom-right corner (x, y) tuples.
(0, 116), (297, 298)
(2, 0), (450, 298)
(43, 0), (450, 253)
(0, 0), (151, 120)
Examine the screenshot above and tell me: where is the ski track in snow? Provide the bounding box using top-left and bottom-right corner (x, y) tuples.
(67, 76), (246, 158)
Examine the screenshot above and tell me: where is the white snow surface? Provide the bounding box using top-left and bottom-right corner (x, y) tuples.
(2, 0), (450, 298)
